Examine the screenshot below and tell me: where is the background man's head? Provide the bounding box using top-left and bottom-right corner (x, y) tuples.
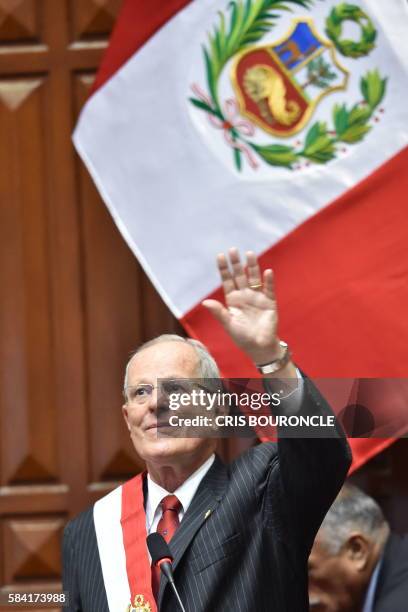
(122, 334), (220, 470)
(308, 483), (390, 612)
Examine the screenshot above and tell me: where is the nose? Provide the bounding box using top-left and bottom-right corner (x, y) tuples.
(147, 386), (169, 413)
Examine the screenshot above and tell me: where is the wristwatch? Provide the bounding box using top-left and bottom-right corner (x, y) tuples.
(256, 340), (291, 374)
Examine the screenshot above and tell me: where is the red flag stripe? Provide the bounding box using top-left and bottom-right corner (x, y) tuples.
(121, 474), (157, 611)
(182, 146), (408, 471)
(349, 438), (396, 473)
(183, 146), (408, 378)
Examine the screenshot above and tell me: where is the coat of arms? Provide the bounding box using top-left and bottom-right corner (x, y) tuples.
(126, 594), (152, 612)
(189, 1), (387, 171)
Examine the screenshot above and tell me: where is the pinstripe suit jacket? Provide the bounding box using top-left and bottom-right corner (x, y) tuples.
(62, 377), (351, 612)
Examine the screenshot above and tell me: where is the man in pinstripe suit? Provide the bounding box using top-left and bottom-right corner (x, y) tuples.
(62, 248), (351, 612)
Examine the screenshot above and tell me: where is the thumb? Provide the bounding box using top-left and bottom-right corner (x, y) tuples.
(202, 299), (231, 327)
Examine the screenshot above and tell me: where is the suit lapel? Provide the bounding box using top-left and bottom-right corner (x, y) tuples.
(158, 455), (229, 607)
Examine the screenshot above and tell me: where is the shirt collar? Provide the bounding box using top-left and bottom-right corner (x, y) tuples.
(146, 453), (215, 531)
(362, 558), (383, 612)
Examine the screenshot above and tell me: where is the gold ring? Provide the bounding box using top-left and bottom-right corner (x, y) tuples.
(249, 283), (263, 290)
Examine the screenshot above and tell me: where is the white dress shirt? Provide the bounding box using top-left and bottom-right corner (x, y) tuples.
(146, 453), (216, 534)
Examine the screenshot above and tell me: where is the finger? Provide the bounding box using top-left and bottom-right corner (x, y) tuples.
(228, 247), (248, 289)
(216, 253), (236, 295)
(263, 269), (276, 300)
(246, 251), (263, 289)
(202, 299), (231, 327)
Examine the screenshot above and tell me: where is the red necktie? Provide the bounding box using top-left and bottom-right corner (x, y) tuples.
(151, 495), (182, 600)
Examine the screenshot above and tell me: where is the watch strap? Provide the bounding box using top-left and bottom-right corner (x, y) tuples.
(256, 341), (291, 374)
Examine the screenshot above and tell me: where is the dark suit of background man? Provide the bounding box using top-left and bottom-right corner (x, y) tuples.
(309, 483), (408, 612)
(62, 248), (351, 612)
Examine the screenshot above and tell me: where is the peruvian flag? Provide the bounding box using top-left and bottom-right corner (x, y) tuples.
(74, 0), (408, 472)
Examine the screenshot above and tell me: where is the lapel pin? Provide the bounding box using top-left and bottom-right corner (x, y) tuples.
(204, 509), (212, 519)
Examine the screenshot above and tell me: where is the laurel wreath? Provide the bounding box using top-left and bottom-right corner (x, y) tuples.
(189, 0), (386, 170)
(325, 3), (376, 58)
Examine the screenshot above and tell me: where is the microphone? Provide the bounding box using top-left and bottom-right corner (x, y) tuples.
(147, 533), (187, 612)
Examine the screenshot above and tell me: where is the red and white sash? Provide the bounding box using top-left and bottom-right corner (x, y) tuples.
(94, 473), (157, 612)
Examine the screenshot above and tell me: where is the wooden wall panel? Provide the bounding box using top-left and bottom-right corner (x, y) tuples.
(0, 0), (128, 601)
(0, 0), (41, 43)
(69, 0), (122, 40)
(0, 75), (58, 487)
(3, 517), (63, 583)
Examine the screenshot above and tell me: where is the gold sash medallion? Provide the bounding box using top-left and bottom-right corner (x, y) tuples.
(127, 594), (152, 612)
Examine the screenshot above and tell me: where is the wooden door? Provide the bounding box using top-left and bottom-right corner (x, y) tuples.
(0, 0), (182, 605)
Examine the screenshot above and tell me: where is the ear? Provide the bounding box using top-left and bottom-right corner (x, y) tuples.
(122, 405), (131, 431)
(344, 533), (371, 571)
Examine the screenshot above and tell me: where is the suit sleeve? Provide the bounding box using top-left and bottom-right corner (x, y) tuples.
(62, 522), (82, 612)
(262, 374), (352, 560)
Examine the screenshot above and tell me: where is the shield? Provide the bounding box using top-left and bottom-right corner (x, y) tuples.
(231, 18), (349, 137)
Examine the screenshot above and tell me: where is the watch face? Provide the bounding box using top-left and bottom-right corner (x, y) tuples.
(262, 364), (279, 374)
(258, 362), (276, 374)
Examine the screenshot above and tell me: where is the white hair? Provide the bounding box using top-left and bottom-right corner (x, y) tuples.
(123, 334), (220, 390)
(319, 483), (390, 555)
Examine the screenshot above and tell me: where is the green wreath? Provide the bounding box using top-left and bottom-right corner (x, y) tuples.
(189, 0), (386, 170)
(325, 3), (376, 58)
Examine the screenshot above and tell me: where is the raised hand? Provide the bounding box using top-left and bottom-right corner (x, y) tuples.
(202, 248), (282, 366)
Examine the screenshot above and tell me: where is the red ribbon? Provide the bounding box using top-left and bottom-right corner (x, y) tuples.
(191, 83), (259, 169)
(121, 473), (158, 611)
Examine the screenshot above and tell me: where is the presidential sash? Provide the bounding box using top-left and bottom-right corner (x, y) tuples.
(94, 473), (157, 612)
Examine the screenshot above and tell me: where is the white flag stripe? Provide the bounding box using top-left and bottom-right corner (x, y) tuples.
(74, 0), (408, 317)
(368, 1), (408, 72)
